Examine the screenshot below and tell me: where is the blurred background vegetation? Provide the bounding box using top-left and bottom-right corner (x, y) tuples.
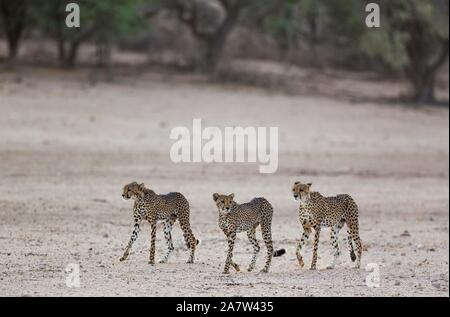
(0, 0), (448, 104)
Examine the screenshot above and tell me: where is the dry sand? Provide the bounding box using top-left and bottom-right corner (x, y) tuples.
(0, 68), (448, 297)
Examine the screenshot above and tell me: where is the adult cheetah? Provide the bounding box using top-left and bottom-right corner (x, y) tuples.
(213, 193), (285, 274)
(292, 182), (362, 270)
(120, 182), (199, 264)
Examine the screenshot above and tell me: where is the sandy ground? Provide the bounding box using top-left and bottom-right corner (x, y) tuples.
(0, 67), (448, 297)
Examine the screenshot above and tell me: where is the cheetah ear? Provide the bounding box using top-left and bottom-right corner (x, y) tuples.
(213, 193), (219, 201)
(139, 183), (145, 188)
(294, 181), (300, 185)
(307, 183), (312, 188)
(229, 193), (234, 200)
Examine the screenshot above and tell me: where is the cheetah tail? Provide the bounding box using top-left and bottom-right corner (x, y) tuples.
(273, 249), (286, 257)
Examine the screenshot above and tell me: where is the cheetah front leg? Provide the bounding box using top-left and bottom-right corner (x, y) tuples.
(247, 227), (260, 272)
(148, 220), (157, 265)
(296, 226), (311, 268)
(223, 232), (237, 274)
(120, 216), (141, 262)
(310, 226), (321, 270)
(159, 217), (176, 264)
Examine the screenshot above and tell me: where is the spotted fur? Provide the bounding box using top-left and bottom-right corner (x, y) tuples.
(120, 182), (198, 264)
(292, 182), (362, 270)
(213, 193), (285, 274)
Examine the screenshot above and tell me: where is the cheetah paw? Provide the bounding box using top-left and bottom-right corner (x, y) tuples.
(309, 266), (316, 270)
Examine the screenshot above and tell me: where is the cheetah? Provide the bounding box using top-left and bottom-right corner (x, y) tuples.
(292, 182), (362, 270)
(213, 193), (285, 274)
(120, 182), (199, 264)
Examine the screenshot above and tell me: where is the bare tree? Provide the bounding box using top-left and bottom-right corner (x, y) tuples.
(53, 1), (95, 68)
(164, 0), (253, 73)
(0, 0), (28, 65)
(403, 0), (449, 103)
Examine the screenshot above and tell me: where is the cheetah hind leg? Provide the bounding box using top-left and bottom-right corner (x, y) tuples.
(159, 218), (176, 264)
(178, 212), (197, 264)
(183, 232), (197, 264)
(347, 229), (356, 262)
(347, 219), (362, 268)
(247, 227), (260, 272)
(327, 221), (344, 269)
(260, 223), (274, 273)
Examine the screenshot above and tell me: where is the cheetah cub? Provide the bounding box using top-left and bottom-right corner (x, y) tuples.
(292, 182), (362, 270)
(213, 193), (285, 274)
(120, 182), (199, 264)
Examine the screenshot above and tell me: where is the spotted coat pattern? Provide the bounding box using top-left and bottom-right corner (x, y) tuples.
(120, 182), (198, 264)
(292, 182), (362, 270)
(213, 193), (285, 274)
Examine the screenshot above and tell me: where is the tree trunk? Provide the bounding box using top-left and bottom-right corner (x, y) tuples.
(405, 37), (449, 104)
(202, 33), (226, 74)
(93, 31), (113, 82)
(404, 0), (449, 104)
(62, 42), (80, 69)
(60, 25), (96, 68)
(173, 0), (245, 75)
(0, 0), (28, 66)
(410, 73), (436, 104)
(307, 2), (319, 66)
(6, 36), (20, 63)
(51, 0), (66, 65)
(57, 40), (67, 64)
(202, 3), (242, 75)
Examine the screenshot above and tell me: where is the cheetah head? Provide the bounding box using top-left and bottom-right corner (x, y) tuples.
(292, 181), (312, 203)
(122, 181), (146, 200)
(213, 193), (234, 212)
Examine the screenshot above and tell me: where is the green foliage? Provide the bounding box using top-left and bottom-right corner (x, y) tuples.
(359, 24), (410, 71)
(260, 0), (367, 50)
(89, 0), (147, 36)
(261, 0), (301, 49)
(358, 0), (449, 71)
(31, 0), (147, 41)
